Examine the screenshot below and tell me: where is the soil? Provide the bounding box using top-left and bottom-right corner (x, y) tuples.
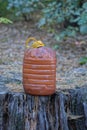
(0, 22), (87, 92)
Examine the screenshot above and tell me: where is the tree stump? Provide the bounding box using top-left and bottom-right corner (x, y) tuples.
(0, 86), (87, 130)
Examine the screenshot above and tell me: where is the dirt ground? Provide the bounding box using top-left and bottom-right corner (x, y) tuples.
(0, 22), (87, 92)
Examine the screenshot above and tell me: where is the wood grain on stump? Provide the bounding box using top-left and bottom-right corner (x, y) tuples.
(0, 86), (87, 130)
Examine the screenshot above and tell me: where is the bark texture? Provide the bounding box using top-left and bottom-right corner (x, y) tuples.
(0, 86), (87, 130)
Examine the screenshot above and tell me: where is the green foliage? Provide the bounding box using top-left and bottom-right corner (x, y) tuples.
(0, 17), (13, 24)
(79, 57), (87, 65)
(80, 24), (87, 35)
(0, 0), (8, 17)
(7, 0), (40, 21)
(38, 0), (87, 39)
(1, 0), (87, 39)
(77, 2), (87, 34)
(0, 0), (16, 19)
(55, 26), (77, 41)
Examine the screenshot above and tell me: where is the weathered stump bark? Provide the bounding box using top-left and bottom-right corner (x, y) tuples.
(0, 86), (87, 130)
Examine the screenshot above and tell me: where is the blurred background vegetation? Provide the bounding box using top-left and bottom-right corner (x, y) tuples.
(0, 0), (87, 40)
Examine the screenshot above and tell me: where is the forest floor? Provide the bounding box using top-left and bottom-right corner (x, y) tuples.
(0, 22), (87, 92)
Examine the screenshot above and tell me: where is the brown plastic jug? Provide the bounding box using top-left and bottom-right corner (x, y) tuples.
(23, 37), (56, 95)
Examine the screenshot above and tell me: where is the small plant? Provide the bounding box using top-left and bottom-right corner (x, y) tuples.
(79, 57), (87, 65)
(0, 17), (13, 24)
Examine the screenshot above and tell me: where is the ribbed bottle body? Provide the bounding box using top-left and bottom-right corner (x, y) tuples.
(23, 47), (56, 95)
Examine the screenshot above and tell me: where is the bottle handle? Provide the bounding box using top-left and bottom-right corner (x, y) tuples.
(25, 37), (45, 48)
